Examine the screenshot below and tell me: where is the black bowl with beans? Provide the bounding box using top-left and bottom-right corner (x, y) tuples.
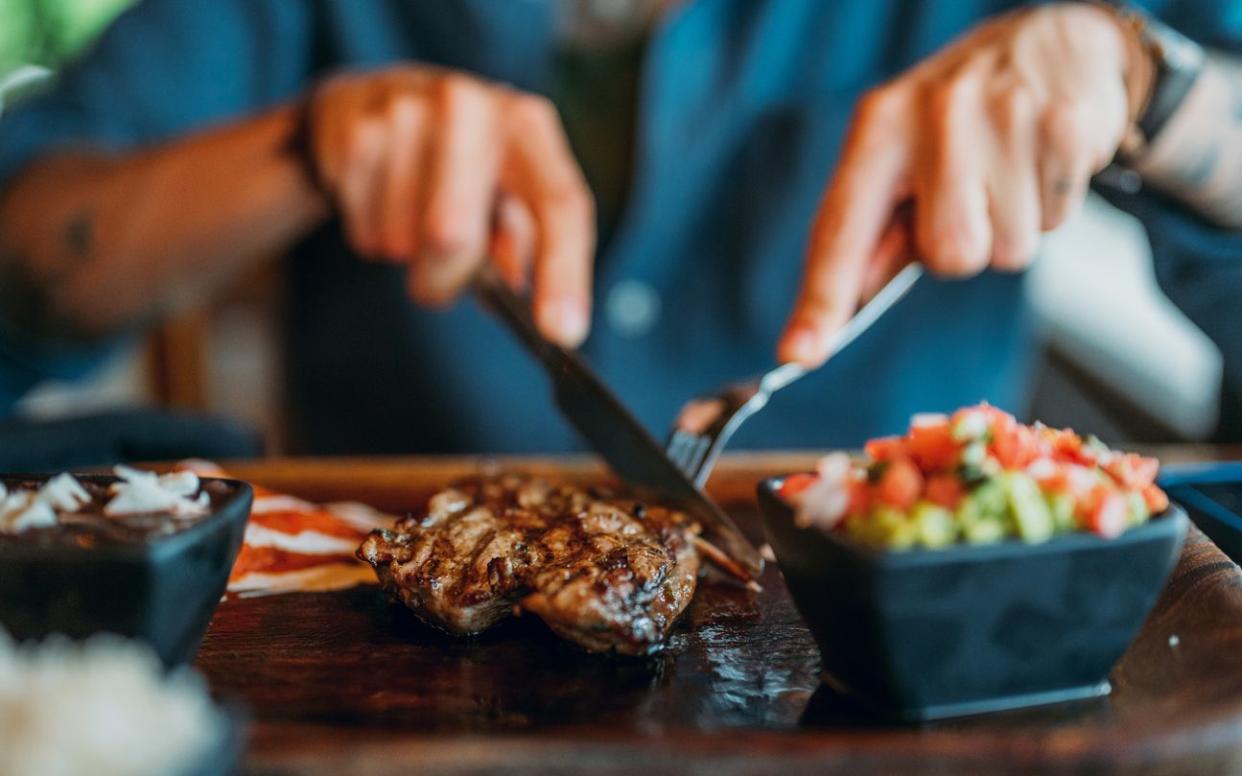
(0, 473), (252, 665)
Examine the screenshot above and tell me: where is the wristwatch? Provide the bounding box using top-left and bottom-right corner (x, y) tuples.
(1090, 1), (1206, 154)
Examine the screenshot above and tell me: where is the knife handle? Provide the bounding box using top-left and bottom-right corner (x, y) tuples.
(473, 265), (564, 369)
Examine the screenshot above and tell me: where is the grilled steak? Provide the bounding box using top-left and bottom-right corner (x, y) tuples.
(357, 475), (700, 654)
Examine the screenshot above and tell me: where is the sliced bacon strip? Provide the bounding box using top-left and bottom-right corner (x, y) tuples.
(176, 461), (396, 596)
(230, 547), (362, 579)
(248, 507), (368, 540)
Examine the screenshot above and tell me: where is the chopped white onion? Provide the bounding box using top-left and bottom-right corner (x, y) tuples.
(37, 473), (91, 512)
(951, 409), (989, 441)
(794, 452), (856, 530)
(106, 466), (209, 519)
(0, 492), (57, 533)
(1026, 457), (1058, 481)
(911, 412), (949, 428)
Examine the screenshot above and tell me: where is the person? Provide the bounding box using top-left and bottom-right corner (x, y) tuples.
(0, 0), (1239, 455)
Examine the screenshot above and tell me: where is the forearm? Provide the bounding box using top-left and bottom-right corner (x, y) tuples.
(0, 103), (328, 343)
(1130, 54), (1242, 229)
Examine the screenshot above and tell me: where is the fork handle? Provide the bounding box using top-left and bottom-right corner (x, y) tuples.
(763, 263), (924, 395)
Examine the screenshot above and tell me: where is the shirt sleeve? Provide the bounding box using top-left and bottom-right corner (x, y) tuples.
(0, 0), (317, 184)
(1097, 0), (1242, 438)
(0, 0), (318, 413)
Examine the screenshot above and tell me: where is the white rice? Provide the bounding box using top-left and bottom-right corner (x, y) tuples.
(0, 631), (223, 776)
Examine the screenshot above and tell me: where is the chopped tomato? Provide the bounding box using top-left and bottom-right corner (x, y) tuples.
(847, 478), (873, 515)
(925, 473), (965, 509)
(1050, 428), (1100, 467)
(877, 457), (923, 511)
(1085, 490), (1128, 538)
(1105, 453), (1160, 490)
(779, 473), (818, 499)
(864, 435), (906, 463)
(907, 419), (960, 472)
(1142, 484), (1170, 514)
(799, 403), (1168, 546)
(978, 403), (1017, 429)
(992, 422), (1040, 469)
(1027, 458), (1070, 492)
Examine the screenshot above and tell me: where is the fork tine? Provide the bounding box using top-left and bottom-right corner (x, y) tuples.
(686, 436), (711, 480)
(666, 430), (693, 471)
(674, 431), (706, 479)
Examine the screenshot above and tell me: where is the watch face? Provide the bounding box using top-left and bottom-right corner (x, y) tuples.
(1157, 28), (1206, 71)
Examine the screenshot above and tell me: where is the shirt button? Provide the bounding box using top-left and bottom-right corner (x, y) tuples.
(606, 279), (661, 337)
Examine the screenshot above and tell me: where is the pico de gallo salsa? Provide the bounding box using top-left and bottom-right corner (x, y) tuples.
(780, 403), (1170, 550)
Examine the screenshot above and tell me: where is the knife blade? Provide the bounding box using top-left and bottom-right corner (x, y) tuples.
(473, 267), (763, 581)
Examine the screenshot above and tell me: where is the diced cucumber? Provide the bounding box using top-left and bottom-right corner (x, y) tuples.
(1085, 434), (1109, 455)
(1126, 490), (1151, 527)
(963, 517), (1006, 545)
(871, 506), (917, 550)
(846, 506), (916, 550)
(959, 441), (999, 485)
(951, 410), (989, 442)
(955, 492), (1006, 545)
(972, 478), (1009, 522)
(1004, 472), (1054, 543)
(912, 501), (958, 548)
(1048, 491), (1077, 533)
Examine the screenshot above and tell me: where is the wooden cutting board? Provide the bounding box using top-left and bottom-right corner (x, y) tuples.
(197, 452), (1242, 775)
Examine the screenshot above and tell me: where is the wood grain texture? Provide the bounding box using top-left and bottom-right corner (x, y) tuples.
(195, 452), (1242, 775)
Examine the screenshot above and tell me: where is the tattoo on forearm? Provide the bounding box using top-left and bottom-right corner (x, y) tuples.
(0, 207), (97, 340)
(64, 209), (94, 259)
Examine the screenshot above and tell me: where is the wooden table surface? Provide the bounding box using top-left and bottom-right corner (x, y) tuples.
(197, 450), (1242, 775)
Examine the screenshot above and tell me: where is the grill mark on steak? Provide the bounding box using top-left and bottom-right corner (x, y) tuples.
(357, 475), (700, 655)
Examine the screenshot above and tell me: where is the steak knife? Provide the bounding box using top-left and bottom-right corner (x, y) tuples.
(473, 268), (763, 581)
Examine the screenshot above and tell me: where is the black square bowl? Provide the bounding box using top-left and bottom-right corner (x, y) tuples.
(0, 474), (252, 665)
(757, 476), (1187, 722)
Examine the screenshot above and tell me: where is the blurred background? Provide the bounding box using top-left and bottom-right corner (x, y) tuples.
(0, 0), (1226, 456)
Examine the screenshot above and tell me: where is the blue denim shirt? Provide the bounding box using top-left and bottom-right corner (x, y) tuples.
(0, 0), (1239, 452)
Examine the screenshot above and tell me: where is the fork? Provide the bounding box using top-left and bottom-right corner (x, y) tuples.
(665, 264), (924, 488)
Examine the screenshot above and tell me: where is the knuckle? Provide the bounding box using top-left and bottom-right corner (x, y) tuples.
(408, 273), (450, 307)
(552, 180), (595, 222)
(854, 85), (906, 132)
(432, 72), (485, 110)
(989, 86), (1033, 133)
(383, 92), (423, 124)
(1041, 200), (1074, 231)
(926, 76), (976, 122)
(1041, 103), (1091, 157)
(421, 210), (480, 259)
(991, 235), (1038, 271)
(344, 220), (376, 259)
(508, 93), (559, 132)
(343, 117), (381, 163)
(920, 227), (989, 277)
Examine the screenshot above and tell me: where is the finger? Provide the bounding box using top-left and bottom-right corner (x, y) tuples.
(490, 194), (535, 292)
(859, 207), (914, 302)
(986, 88), (1041, 271)
(914, 78), (992, 277)
(1037, 104), (1096, 230)
(501, 94), (595, 347)
(410, 77), (503, 306)
(778, 87), (910, 367)
(374, 96), (428, 262)
(336, 117), (387, 258)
